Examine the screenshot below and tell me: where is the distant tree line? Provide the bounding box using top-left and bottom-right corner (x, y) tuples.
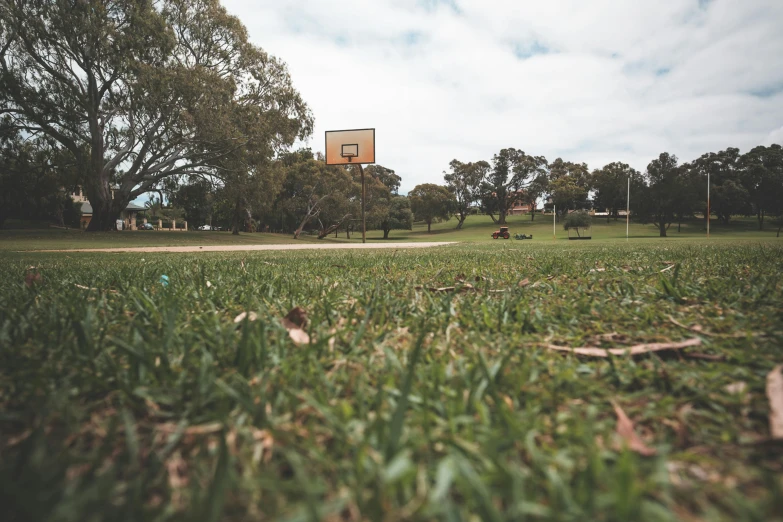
(2, 1), (781, 237)
(419, 145), (783, 237)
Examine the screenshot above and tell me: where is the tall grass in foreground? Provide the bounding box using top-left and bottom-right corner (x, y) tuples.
(1, 242), (782, 521)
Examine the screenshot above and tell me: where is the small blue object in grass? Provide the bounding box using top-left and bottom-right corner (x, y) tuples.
(159, 275), (169, 287)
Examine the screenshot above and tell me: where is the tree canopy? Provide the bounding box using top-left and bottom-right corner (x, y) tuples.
(409, 183), (453, 233)
(0, 0), (312, 230)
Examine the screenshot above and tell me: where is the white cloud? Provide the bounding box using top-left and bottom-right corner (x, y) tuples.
(224, 0), (783, 191)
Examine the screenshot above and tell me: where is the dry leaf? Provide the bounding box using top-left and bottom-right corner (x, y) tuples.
(234, 311), (258, 323)
(283, 307), (308, 328)
(546, 275), (555, 280)
(206, 281), (212, 288)
(724, 382), (747, 395)
(74, 283), (95, 290)
(24, 271), (42, 287)
(660, 264), (676, 273)
(518, 278), (530, 287)
(589, 268), (606, 272)
(282, 307), (309, 345)
(766, 365), (783, 439)
(546, 337), (701, 357)
(612, 401), (657, 456)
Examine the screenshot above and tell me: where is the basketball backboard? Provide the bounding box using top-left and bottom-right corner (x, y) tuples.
(325, 128), (375, 165)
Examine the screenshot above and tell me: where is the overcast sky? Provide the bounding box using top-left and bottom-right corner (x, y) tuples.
(224, 0), (783, 193)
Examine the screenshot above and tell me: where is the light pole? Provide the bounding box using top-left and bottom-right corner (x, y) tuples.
(626, 176), (630, 242)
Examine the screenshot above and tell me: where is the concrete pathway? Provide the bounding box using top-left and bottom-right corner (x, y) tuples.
(35, 242), (456, 253)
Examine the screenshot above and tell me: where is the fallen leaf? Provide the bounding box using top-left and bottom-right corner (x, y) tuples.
(24, 271), (42, 287)
(766, 365), (783, 439)
(74, 283), (95, 290)
(612, 401), (657, 456)
(518, 278), (530, 287)
(724, 382), (747, 395)
(589, 268), (606, 272)
(282, 307), (309, 345)
(283, 307), (308, 328)
(660, 264), (676, 273)
(545, 337), (701, 357)
(546, 275), (555, 280)
(234, 311), (258, 323)
(206, 281), (212, 288)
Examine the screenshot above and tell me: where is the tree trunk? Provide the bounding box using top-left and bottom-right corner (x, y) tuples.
(427, 221), (431, 233)
(777, 225), (781, 238)
(758, 210), (764, 230)
(383, 228), (390, 239)
(530, 207), (535, 221)
(456, 214), (465, 229)
(318, 214), (351, 239)
(346, 225), (350, 239)
(85, 172), (125, 231)
(659, 221), (667, 237)
(498, 210), (507, 225)
(231, 197), (241, 235)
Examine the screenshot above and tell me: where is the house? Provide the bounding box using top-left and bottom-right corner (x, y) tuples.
(70, 186), (146, 230)
(509, 191), (535, 215)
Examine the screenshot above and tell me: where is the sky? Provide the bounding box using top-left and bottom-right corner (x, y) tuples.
(223, 0), (783, 194)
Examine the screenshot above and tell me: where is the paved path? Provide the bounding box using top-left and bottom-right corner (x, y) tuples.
(35, 242), (456, 253)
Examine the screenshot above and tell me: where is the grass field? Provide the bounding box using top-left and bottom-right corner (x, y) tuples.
(2, 215), (779, 251)
(1, 240), (782, 520)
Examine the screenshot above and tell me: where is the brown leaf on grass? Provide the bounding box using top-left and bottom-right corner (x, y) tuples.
(660, 264), (676, 273)
(518, 278), (530, 287)
(766, 365), (783, 439)
(546, 275), (555, 280)
(545, 337), (701, 357)
(611, 401), (657, 456)
(234, 311), (258, 323)
(282, 307), (310, 345)
(725, 382), (747, 395)
(284, 306), (308, 328)
(74, 283), (96, 290)
(24, 271), (42, 287)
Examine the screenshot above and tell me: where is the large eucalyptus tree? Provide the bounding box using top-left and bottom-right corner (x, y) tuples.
(0, 0), (312, 230)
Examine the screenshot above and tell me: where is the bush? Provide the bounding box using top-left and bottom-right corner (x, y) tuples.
(563, 211), (591, 230)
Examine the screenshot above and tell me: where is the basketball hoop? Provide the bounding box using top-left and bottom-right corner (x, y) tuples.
(341, 144), (358, 162)
(325, 129), (375, 244)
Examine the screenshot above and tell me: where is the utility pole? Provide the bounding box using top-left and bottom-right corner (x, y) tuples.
(707, 171), (710, 239)
(626, 177), (630, 242)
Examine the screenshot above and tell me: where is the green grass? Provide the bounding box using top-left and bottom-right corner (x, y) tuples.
(380, 214), (782, 243)
(3, 215), (779, 251)
(0, 228), (323, 251)
(1, 242), (782, 521)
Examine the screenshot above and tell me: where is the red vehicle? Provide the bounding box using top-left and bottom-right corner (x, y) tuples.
(492, 226), (510, 239)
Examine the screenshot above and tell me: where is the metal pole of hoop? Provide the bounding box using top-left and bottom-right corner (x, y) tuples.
(359, 163), (366, 244)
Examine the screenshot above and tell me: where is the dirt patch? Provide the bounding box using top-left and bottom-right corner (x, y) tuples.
(31, 242), (456, 253)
